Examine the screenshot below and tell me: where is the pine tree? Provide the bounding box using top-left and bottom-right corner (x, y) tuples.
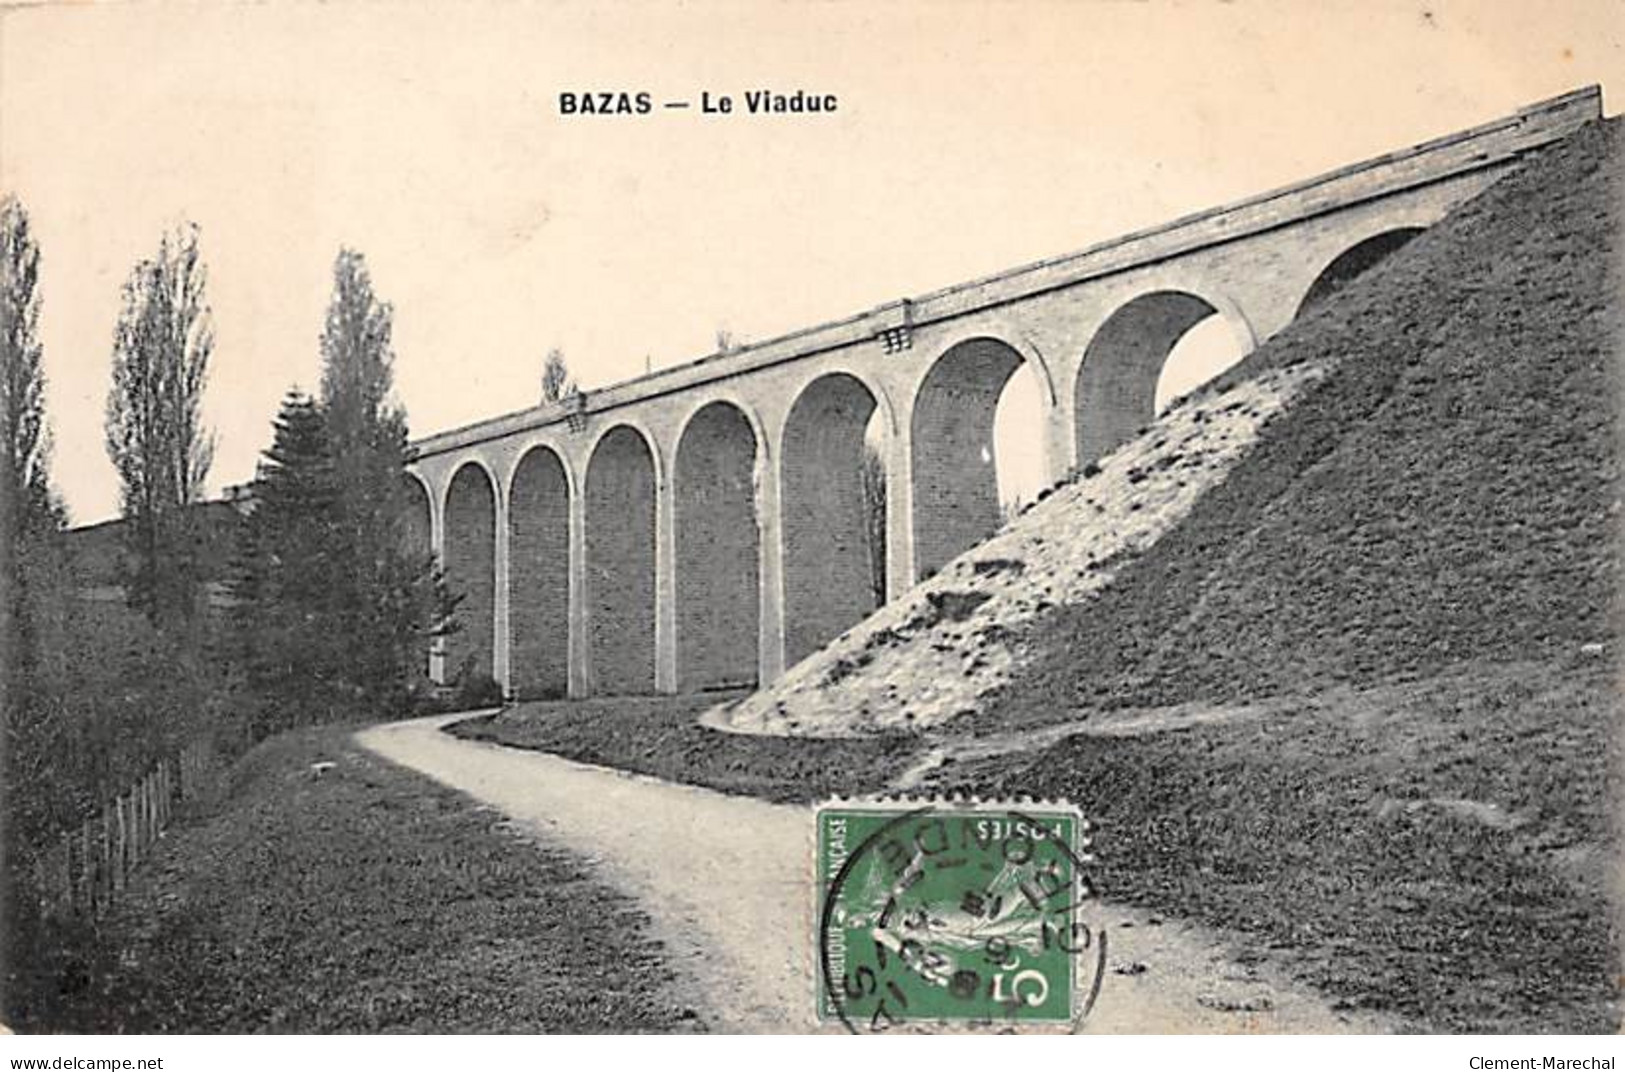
(229, 391), (343, 728)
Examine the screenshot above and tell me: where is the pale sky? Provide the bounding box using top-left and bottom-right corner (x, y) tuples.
(2, 0), (1620, 524)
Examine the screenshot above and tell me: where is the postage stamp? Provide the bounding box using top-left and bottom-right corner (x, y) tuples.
(815, 799), (1105, 1032)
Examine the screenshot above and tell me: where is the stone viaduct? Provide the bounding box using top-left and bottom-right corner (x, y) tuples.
(403, 87), (1600, 700)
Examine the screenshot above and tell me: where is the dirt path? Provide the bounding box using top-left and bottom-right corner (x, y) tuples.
(357, 713), (1389, 1034)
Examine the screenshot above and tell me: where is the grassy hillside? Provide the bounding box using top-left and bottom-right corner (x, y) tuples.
(972, 118), (1620, 724)
(935, 118), (1623, 1033)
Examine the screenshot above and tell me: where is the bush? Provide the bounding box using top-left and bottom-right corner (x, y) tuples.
(455, 672), (504, 711)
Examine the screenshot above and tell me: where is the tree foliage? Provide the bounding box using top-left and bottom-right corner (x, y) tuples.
(104, 223), (216, 631)
(228, 392), (341, 724)
(1, 195), (65, 687)
(540, 347), (577, 404)
(310, 249), (453, 714)
(2, 192), (68, 816)
(1, 196), (59, 538)
(0, 193), (69, 1026)
(860, 439), (887, 607)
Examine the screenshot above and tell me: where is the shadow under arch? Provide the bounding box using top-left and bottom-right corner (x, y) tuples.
(910, 335), (1042, 581)
(584, 424), (658, 695)
(443, 460), (497, 684)
(1074, 290), (1254, 468)
(508, 444), (571, 699)
(1295, 227), (1426, 318)
(400, 472), (435, 679)
(780, 371), (889, 668)
(674, 400), (761, 691)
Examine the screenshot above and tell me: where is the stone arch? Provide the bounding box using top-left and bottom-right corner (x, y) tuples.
(781, 372), (888, 667)
(401, 472), (435, 679)
(444, 460), (497, 685)
(401, 471), (432, 559)
(1074, 290), (1254, 467)
(584, 424), (658, 694)
(507, 445), (571, 699)
(806, 364), (901, 442)
(1295, 227), (1426, 317)
(674, 401), (760, 690)
(910, 335), (1041, 581)
(923, 323), (1059, 409)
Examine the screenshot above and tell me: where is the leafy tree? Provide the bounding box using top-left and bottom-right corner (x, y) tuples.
(104, 222), (216, 632)
(1, 195), (65, 688)
(1, 196), (60, 539)
(0, 194), (70, 1024)
(860, 440), (887, 607)
(318, 249), (453, 713)
(540, 347), (577, 404)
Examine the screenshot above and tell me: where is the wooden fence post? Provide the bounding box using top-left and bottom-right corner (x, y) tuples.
(98, 809), (110, 909)
(114, 795), (127, 894)
(77, 820), (90, 913)
(41, 746), (209, 919)
(59, 834), (73, 917)
(134, 780), (145, 866)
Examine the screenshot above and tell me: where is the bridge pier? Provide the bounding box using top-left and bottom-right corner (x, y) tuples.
(429, 487), (446, 686)
(493, 486), (511, 698)
(884, 420), (915, 596)
(756, 447), (786, 686)
(654, 470), (678, 695)
(567, 480), (588, 699)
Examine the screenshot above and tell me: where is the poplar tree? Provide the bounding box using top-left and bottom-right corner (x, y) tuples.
(860, 441), (888, 607)
(104, 223), (216, 632)
(0, 196), (59, 540)
(540, 347), (576, 404)
(1, 195), (65, 691)
(0, 195), (68, 1007)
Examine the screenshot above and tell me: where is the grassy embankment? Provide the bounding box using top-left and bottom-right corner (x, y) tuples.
(29, 725), (702, 1033)
(939, 117), (1623, 1034)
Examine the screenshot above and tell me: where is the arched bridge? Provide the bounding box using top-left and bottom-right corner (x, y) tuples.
(405, 87), (1601, 699)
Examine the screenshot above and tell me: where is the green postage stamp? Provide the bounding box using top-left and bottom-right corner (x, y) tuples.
(815, 799), (1104, 1032)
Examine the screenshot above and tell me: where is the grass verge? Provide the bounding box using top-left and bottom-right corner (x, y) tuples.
(446, 694), (917, 804)
(31, 724), (703, 1033)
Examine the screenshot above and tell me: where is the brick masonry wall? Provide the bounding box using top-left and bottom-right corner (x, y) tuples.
(911, 337), (1025, 579)
(402, 477), (433, 678)
(508, 447), (570, 698)
(674, 404), (760, 690)
(444, 464), (495, 681)
(1074, 290), (1221, 467)
(781, 373), (881, 666)
(585, 427), (657, 693)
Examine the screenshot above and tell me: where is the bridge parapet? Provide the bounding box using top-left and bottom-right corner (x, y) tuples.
(410, 86), (1599, 464)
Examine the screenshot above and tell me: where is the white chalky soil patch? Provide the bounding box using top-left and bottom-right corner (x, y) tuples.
(711, 362), (1329, 737)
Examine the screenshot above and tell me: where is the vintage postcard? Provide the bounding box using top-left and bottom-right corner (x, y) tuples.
(0, 0), (1620, 1054)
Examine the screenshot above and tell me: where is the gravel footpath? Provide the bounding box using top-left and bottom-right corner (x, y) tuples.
(358, 713), (1390, 1034)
